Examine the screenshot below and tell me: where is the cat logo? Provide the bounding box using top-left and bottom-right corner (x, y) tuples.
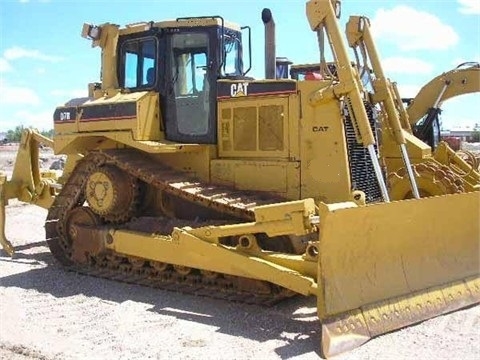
(230, 82), (249, 97)
(312, 126), (329, 132)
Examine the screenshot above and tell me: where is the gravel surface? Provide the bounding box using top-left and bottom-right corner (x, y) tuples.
(0, 146), (479, 360)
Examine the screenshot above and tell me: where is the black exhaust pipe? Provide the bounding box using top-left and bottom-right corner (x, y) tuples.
(262, 8), (276, 79)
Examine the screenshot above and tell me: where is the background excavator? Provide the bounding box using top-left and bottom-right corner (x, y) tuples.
(0, 0), (479, 357)
(406, 62), (480, 153)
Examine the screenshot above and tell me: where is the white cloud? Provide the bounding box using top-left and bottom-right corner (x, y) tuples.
(3, 46), (63, 63)
(458, 0), (480, 14)
(0, 58), (12, 73)
(0, 81), (40, 106)
(382, 57), (434, 75)
(396, 84), (422, 99)
(371, 6), (459, 51)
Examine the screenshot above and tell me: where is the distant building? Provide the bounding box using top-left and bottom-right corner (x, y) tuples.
(441, 124), (480, 142)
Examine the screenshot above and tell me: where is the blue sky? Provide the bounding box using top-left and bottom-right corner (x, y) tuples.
(0, 0), (479, 132)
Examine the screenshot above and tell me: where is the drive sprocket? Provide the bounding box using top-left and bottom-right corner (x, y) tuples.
(85, 164), (140, 223)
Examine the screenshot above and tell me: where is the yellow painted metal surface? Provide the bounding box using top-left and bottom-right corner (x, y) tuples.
(5, 130), (57, 209)
(54, 91), (161, 154)
(298, 81), (352, 203)
(407, 65), (480, 125)
(382, 128), (432, 164)
(54, 132), (205, 156)
(316, 192), (480, 355)
(107, 228), (318, 296)
(320, 276), (480, 357)
(317, 192), (479, 316)
(76, 93), (155, 134)
(434, 141), (480, 189)
(210, 159), (300, 199)
(0, 174), (14, 256)
(153, 146), (215, 183)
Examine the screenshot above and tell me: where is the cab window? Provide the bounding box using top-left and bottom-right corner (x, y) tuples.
(120, 37), (157, 88)
(223, 33), (242, 76)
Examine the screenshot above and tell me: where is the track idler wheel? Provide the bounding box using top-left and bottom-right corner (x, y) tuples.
(65, 206), (102, 263)
(86, 165), (139, 223)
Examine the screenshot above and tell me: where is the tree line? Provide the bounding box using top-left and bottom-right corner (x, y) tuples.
(2, 125), (54, 143)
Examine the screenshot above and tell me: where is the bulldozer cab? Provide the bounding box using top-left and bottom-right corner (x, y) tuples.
(116, 18), (246, 144)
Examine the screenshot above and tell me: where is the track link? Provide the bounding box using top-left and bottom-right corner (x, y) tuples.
(45, 149), (294, 305)
(101, 148), (284, 220)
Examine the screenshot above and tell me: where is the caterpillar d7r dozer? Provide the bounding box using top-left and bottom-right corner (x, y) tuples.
(1, 0), (479, 357)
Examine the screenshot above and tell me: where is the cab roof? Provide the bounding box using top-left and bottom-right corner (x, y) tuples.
(119, 17), (241, 36)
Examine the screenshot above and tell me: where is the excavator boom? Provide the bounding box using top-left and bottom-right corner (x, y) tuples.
(407, 62), (480, 125)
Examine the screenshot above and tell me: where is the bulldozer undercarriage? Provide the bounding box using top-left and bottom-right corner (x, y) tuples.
(45, 149), (302, 304)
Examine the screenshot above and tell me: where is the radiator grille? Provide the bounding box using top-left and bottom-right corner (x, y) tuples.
(233, 106), (257, 151)
(259, 105), (284, 151)
(343, 103), (383, 203)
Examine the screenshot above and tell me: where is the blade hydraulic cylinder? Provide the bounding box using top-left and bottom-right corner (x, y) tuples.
(346, 16), (420, 199)
(367, 145), (390, 202)
(306, 0), (391, 202)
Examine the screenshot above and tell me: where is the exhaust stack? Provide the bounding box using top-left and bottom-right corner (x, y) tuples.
(262, 8), (276, 79)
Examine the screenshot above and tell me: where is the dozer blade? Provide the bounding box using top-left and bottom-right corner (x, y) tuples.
(316, 192), (480, 357)
(0, 174), (14, 256)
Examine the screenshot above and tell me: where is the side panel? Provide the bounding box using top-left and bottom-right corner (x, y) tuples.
(154, 146), (215, 182)
(210, 159), (300, 199)
(297, 82), (352, 203)
(54, 92), (162, 142)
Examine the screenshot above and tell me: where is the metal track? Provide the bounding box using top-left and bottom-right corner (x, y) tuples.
(103, 149), (285, 220)
(45, 150), (294, 305)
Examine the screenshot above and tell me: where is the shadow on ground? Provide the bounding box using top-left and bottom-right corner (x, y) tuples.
(0, 246), (321, 359)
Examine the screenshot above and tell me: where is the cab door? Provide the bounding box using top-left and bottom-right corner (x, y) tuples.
(163, 31), (216, 144)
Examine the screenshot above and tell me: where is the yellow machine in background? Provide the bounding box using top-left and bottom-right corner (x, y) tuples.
(1, 0), (479, 357)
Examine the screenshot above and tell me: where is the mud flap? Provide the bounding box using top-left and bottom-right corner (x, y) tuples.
(317, 192), (480, 357)
(0, 174), (14, 256)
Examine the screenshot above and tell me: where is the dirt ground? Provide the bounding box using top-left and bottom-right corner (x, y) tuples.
(0, 145), (479, 360)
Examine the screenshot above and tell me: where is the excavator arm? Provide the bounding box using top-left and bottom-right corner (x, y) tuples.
(407, 62), (480, 125)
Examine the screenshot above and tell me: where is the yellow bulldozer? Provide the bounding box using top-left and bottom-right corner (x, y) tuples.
(1, 0), (479, 357)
